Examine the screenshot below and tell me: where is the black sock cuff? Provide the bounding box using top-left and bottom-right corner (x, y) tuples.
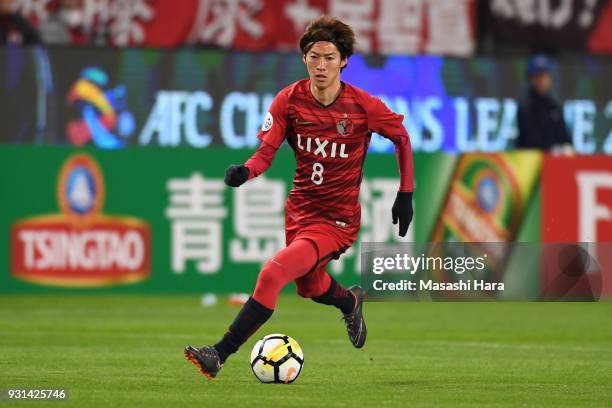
(313, 278), (337, 302)
(246, 296), (274, 319)
(227, 296), (273, 336)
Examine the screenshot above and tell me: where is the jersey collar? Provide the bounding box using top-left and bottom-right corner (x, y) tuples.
(307, 79), (345, 108)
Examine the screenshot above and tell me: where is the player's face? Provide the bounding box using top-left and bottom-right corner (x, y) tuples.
(303, 41), (347, 90)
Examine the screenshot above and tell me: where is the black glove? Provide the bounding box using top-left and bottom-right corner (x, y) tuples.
(224, 164), (250, 187)
(392, 191), (413, 237)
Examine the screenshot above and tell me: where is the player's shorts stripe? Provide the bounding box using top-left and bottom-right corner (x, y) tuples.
(317, 247), (349, 265)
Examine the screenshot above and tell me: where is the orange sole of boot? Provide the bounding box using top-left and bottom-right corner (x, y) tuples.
(184, 349), (215, 380)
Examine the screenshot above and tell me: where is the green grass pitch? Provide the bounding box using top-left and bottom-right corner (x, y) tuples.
(1, 295), (611, 407)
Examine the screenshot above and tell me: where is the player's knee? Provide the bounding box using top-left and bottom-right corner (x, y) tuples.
(256, 258), (288, 290)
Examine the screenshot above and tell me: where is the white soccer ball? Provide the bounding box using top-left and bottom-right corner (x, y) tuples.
(250, 334), (304, 384)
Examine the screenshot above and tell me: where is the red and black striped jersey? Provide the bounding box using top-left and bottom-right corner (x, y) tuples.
(258, 78), (413, 232)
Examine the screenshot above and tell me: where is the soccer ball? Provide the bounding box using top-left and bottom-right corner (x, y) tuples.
(250, 334), (304, 383)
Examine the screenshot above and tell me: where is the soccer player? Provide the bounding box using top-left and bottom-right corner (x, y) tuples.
(185, 15), (414, 379)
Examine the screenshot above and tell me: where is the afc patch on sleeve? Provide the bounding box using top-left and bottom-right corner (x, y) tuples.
(262, 112), (273, 132)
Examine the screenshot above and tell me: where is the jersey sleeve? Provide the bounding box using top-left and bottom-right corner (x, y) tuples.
(366, 95), (415, 192)
(367, 96), (407, 144)
(245, 140), (278, 179)
(257, 88), (290, 149)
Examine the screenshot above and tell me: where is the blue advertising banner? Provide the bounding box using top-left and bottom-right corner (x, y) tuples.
(1, 47), (611, 153)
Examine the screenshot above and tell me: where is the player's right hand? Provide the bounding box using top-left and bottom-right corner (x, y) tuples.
(224, 164), (250, 187)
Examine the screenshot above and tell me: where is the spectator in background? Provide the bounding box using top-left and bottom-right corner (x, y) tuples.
(0, 0), (41, 45)
(516, 54), (574, 155)
(40, 0), (90, 45)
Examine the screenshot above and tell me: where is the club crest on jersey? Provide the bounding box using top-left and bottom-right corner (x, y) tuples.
(337, 119), (353, 136)
(262, 112), (273, 132)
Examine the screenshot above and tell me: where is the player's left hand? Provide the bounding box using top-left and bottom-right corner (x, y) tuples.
(392, 191), (413, 237)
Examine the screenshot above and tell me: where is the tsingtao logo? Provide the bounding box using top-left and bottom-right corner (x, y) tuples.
(11, 154), (151, 287)
(66, 67), (135, 148)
